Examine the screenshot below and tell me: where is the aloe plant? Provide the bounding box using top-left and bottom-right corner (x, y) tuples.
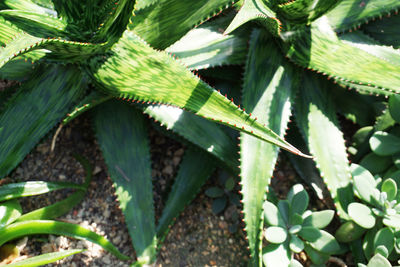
(1, 0), (400, 266)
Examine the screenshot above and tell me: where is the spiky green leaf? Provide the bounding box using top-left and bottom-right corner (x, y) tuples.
(89, 30), (307, 157)
(93, 100), (156, 264)
(0, 64), (85, 178)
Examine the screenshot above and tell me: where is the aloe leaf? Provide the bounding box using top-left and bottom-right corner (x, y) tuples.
(367, 253), (392, 267)
(340, 31), (400, 67)
(0, 0), (56, 16)
(0, 64), (85, 178)
(325, 0), (400, 32)
(285, 17), (400, 95)
(225, 0), (281, 36)
(239, 29), (298, 266)
(134, 0), (159, 10)
(374, 228), (394, 256)
(89, 30), (307, 157)
(389, 95), (400, 123)
(0, 199), (22, 227)
(166, 14), (248, 70)
(5, 249), (84, 267)
(0, 181), (84, 202)
(62, 91), (111, 125)
(156, 146), (216, 240)
(276, 0), (339, 22)
(130, 0), (235, 49)
(0, 220), (129, 260)
(303, 210), (334, 229)
(0, 9), (68, 37)
(143, 104), (238, 172)
(93, 100), (156, 264)
(363, 15), (400, 48)
(295, 72), (353, 218)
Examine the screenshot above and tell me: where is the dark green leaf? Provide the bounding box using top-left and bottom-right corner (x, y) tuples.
(212, 196), (227, 214)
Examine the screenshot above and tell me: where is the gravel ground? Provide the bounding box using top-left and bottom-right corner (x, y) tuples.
(3, 113), (249, 266)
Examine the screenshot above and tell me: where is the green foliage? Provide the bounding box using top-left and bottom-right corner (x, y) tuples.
(0, 0), (400, 266)
(0, 156), (129, 265)
(262, 184), (338, 266)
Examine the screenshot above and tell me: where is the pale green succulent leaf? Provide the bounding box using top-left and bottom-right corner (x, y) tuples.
(89, 30), (307, 157)
(348, 202), (376, 229)
(299, 227), (340, 254)
(381, 179), (397, 202)
(94, 100), (157, 264)
(304, 243), (329, 265)
(389, 95), (400, 123)
(262, 243), (291, 267)
(382, 214), (400, 229)
(289, 234), (304, 253)
(359, 152), (392, 175)
(373, 227), (394, 256)
(351, 164), (380, 204)
(370, 131), (400, 156)
(287, 184), (309, 216)
(303, 210), (334, 229)
(367, 253), (392, 267)
(265, 226), (288, 244)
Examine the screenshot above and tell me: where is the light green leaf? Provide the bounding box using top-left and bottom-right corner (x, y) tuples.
(5, 249), (84, 267)
(348, 202), (376, 229)
(0, 199), (22, 227)
(265, 226), (288, 244)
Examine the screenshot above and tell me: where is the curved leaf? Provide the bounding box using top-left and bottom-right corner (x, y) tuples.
(93, 100), (156, 264)
(89, 30), (308, 157)
(295, 72), (353, 218)
(130, 0), (235, 49)
(0, 220), (129, 260)
(5, 249), (84, 267)
(0, 64), (85, 178)
(326, 0), (400, 32)
(0, 199), (22, 227)
(240, 29), (298, 266)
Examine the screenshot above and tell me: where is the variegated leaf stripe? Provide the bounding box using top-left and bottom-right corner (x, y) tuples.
(130, 0), (236, 49)
(0, 64), (86, 178)
(240, 29), (298, 266)
(143, 104), (238, 172)
(0, 32), (107, 69)
(94, 100), (157, 265)
(326, 0), (400, 32)
(166, 14), (248, 70)
(276, 0), (339, 22)
(1, 0), (56, 17)
(134, 0), (159, 11)
(89, 30), (308, 157)
(285, 17), (400, 95)
(224, 0), (281, 36)
(295, 73), (353, 219)
(156, 147), (216, 241)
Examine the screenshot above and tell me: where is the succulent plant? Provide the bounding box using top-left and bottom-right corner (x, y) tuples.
(0, 156), (129, 265)
(262, 184), (339, 266)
